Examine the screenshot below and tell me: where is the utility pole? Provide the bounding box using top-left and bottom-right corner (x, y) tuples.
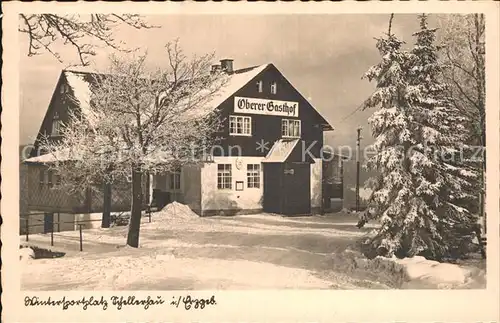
(355, 127), (362, 212)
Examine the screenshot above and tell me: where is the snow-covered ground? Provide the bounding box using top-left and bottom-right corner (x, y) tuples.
(20, 202), (486, 290)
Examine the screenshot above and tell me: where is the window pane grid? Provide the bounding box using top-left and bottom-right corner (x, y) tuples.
(52, 120), (62, 136)
(247, 164), (260, 188)
(229, 116), (251, 136)
(282, 119), (301, 138)
(217, 164), (232, 189)
(170, 173), (181, 190)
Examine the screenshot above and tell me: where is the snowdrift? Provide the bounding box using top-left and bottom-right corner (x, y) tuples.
(388, 256), (486, 288)
(156, 202), (200, 221)
(19, 247), (35, 262)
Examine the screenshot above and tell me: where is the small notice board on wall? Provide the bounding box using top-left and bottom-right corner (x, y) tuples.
(235, 181), (244, 191)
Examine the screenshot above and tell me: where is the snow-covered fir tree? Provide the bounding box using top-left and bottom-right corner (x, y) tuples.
(359, 14), (479, 260)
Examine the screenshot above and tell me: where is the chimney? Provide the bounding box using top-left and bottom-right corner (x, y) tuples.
(220, 59), (234, 74)
(211, 64), (222, 74)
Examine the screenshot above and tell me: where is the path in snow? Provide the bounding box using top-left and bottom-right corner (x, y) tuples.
(20, 205), (485, 290)
(21, 209), (377, 290)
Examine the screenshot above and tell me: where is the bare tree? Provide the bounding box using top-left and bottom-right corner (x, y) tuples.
(437, 14), (485, 146)
(19, 14), (156, 66)
(437, 14), (486, 220)
(40, 41), (227, 247)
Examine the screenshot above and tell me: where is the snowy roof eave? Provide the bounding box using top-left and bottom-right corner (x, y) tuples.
(262, 138), (300, 163)
(24, 149), (74, 164)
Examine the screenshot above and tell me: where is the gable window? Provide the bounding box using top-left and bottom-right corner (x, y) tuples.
(169, 169), (181, 190)
(256, 80), (263, 93)
(282, 119), (301, 138)
(247, 164), (260, 188)
(271, 82), (277, 94)
(217, 164), (232, 189)
(51, 112), (62, 137)
(60, 84), (69, 94)
(229, 115), (252, 136)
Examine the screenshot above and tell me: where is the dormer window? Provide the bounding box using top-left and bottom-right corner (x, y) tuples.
(271, 82), (277, 94)
(51, 112), (62, 137)
(256, 80), (263, 93)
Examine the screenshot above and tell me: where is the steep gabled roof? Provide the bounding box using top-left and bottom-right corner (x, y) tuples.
(61, 64), (271, 121)
(61, 63), (333, 130)
(33, 62), (333, 154)
(203, 64), (270, 111)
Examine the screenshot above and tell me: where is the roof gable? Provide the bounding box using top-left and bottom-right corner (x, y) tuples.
(32, 62), (333, 152)
(266, 64), (333, 131)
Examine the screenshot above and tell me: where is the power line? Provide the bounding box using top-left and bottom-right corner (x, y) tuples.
(337, 91), (374, 124)
(338, 104), (364, 124)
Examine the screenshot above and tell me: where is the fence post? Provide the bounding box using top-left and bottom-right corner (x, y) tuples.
(148, 205), (151, 223)
(51, 225), (54, 246)
(79, 224), (83, 252)
(25, 218), (29, 242)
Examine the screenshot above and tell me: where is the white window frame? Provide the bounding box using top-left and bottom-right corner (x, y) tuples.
(217, 164), (232, 190)
(247, 164), (261, 189)
(169, 170), (181, 191)
(271, 82), (277, 94)
(281, 119), (301, 138)
(229, 115), (252, 136)
(256, 80), (263, 93)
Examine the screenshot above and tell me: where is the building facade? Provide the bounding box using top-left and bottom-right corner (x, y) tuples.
(150, 60), (335, 216)
(25, 59), (339, 218)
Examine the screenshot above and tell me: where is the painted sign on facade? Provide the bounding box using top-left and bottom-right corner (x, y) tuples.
(234, 96), (299, 117)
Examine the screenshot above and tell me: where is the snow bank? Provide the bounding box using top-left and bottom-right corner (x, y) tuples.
(23, 255), (331, 290)
(389, 256), (481, 288)
(156, 202), (200, 221)
(20, 247), (35, 262)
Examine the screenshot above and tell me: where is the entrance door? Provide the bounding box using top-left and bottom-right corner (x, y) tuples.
(43, 212), (54, 234)
(282, 163), (311, 215)
(263, 163), (283, 213)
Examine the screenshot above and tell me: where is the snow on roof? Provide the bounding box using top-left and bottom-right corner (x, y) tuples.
(24, 146), (178, 166)
(173, 64), (270, 120)
(64, 70), (92, 109)
(62, 64), (270, 122)
(63, 70), (100, 125)
(262, 138), (300, 163)
(205, 64), (269, 111)
(24, 148), (73, 164)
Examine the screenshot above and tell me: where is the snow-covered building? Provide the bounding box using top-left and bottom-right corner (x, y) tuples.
(26, 59), (343, 218)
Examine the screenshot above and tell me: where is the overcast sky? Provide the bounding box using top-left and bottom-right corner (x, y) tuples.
(19, 14), (433, 149)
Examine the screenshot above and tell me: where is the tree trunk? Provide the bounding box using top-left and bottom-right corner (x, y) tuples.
(127, 167), (143, 248)
(102, 181), (112, 228)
